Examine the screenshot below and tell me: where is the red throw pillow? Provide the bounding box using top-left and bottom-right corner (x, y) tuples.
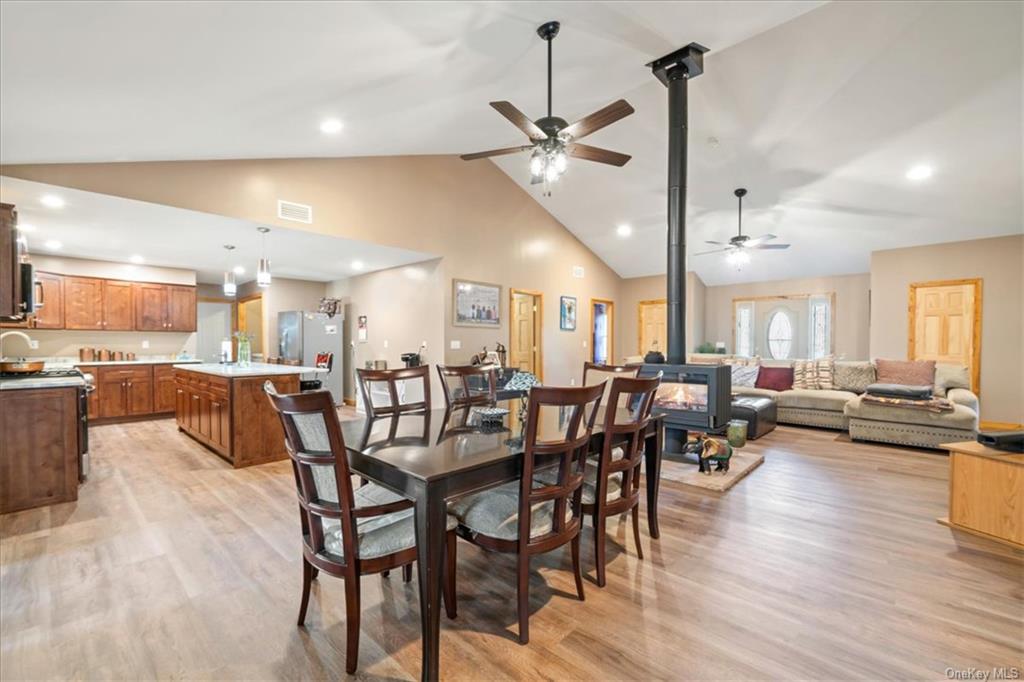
(875, 359), (936, 386)
(755, 366), (794, 391)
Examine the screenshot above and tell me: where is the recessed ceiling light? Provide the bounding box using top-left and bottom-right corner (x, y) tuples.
(616, 224), (632, 237)
(351, 260), (364, 271)
(233, 265), (245, 275)
(44, 239), (62, 250)
(129, 254), (145, 264)
(18, 223), (36, 232)
(40, 194), (65, 208)
(320, 118), (344, 134)
(906, 164), (933, 181)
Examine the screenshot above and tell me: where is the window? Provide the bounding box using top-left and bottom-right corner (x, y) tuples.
(735, 301), (754, 357)
(809, 296), (831, 359)
(767, 309), (794, 359)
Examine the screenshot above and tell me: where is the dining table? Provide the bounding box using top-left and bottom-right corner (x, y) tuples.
(340, 399), (664, 682)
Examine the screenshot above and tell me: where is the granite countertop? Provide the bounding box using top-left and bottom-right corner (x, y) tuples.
(0, 375), (87, 391)
(72, 359), (202, 366)
(173, 362), (327, 378)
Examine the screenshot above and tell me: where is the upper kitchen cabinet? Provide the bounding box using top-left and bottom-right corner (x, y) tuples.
(134, 282), (196, 331)
(32, 272), (65, 329)
(0, 203), (23, 320)
(64, 276), (134, 330)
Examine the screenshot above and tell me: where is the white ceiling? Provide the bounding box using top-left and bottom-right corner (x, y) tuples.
(1, 1), (1021, 284)
(0, 177), (434, 284)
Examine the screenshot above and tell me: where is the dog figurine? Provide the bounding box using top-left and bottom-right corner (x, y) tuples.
(684, 434), (734, 475)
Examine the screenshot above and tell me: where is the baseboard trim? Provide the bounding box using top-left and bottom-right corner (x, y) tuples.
(343, 397), (356, 407)
(979, 421), (1024, 431)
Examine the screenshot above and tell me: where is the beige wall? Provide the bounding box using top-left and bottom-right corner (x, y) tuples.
(618, 272), (706, 359)
(29, 254), (196, 285)
(3, 156), (620, 387)
(871, 235), (1024, 424)
(236, 277), (327, 358)
(704, 273), (871, 360)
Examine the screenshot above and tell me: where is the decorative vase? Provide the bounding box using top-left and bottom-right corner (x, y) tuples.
(727, 419), (748, 448)
(237, 336), (252, 367)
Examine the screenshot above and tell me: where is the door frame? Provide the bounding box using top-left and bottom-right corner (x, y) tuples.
(509, 288), (543, 381)
(589, 297), (615, 365)
(907, 278), (982, 393)
(235, 292), (266, 359)
(637, 297), (666, 357)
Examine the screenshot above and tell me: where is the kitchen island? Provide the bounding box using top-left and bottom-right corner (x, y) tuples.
(173, 363), (326, 468)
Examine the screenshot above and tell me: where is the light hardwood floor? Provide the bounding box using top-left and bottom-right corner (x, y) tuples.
(2, 418), (1021, 680)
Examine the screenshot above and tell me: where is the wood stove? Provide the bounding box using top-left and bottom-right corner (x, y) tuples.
(637, 363), (730, 453)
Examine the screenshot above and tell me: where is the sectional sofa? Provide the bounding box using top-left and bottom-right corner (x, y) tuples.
(691, 355), (980, 450)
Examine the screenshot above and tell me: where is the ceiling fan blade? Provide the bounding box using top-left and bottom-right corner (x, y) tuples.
(705, 240), (726, 246)
(566, 143), (631, 167)
(460, 145), (533, 161)
(560, 99), (635, 140)
(489, 101), (546, 141)
(742, 233), (777, 247)
(755, 243), (791, 250)
(693, 247), (731, 256)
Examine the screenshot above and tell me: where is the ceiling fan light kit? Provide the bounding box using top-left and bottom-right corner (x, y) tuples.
(694, 187), (791, 268)
(461, 20), (635, 196)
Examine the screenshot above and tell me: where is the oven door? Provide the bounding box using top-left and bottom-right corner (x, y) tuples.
(78, 384), (92, 480)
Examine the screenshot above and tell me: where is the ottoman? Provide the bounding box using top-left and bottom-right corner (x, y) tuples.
(731, 396), (777, 440)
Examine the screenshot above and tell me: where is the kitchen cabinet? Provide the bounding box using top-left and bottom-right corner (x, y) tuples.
(32, 271), (64, 329)
(175, 369), (233, 457)
(0, 386), (79, 513)
(0, 203), (20, 319)
(134, 282), (196, 332)
(65, 276), (132, 330)
(94, 365), (156, 419)
(153, 364), (177, 413)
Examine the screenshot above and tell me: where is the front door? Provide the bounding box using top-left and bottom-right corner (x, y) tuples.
(510, 290), (541, 377)
(638, 299), (666, 358)
(591, 299), (614, 365)
(909, 279), (982, 392)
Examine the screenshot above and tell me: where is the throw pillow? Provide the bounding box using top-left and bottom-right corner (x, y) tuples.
(933, 363), (971, 397)
(792, 357), (835, 389)
(834, 361), (876, 393)
(731, 364), (760, 388)
(755, 366), (794, 391)
(815, 357), (834, 390)
(875, 359), (936, 387)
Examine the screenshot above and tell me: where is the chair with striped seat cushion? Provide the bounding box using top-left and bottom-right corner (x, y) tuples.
(264, 384), (458, 674)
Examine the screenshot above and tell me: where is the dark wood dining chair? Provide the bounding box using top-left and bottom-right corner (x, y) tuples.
(436, 363), (498, 409)
(263, 383), (457, 674)
(581, 374), (661, 587)
(449, 382), (605, 644)
(583, 361), (639, 409)
(356, 365), (432, 419)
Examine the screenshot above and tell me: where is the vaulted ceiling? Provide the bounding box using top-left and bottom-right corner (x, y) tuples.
(1, 1), (1020, 285)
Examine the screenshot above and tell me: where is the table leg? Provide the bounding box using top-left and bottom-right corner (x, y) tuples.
(644, 425), (663, 539)
(414, 481), (447, 682)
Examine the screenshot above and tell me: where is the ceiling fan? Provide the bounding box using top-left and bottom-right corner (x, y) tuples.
(694, 188), (790, 267)
(460, 21), (635, 194)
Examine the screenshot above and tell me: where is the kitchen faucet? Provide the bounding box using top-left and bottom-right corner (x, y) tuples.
(0, 330), (36, 359)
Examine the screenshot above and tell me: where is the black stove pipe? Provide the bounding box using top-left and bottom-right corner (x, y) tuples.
(648, 43), (708, 365)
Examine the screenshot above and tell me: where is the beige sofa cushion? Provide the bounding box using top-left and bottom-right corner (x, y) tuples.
(834, 361), (875, 393)
(844, 395), (978, 430)
(777, 388), (858, 412)
(934, 363), (971, 397)
(733, 386), (780, 400)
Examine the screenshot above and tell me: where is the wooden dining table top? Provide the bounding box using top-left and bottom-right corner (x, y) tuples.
(340, 399), (661, 483)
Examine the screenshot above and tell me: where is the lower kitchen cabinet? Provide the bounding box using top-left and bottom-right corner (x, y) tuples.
(79, 362), (187, 423)
(154, 364), (176, 413)
(175, 371), (231, 457)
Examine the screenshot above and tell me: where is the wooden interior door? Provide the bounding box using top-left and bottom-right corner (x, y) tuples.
(638, 299), (667, 357)
(590, 298), (615, 364)
(509, 290), (541, 377)
(909, 279), (982, 392)
(102, 280), (135, 330)
(64, 276), (104, 330)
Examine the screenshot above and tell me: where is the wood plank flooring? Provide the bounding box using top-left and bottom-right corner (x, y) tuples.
(2, 418), (1021, 680)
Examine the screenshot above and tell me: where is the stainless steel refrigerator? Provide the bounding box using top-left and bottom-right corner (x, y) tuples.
(278, 310), (345, 405)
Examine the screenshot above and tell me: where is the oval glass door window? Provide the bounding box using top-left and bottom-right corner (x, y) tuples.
(767, 310), (794, 359)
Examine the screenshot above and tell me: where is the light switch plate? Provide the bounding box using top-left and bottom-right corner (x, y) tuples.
(450, 340), (461, 350)
(142, 340), (150, 349)
(28, 340), (39, 349)
(383, 339), (389, 349)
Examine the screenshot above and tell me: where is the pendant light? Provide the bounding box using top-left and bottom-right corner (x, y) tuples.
(222, 244), (237, 297)
(256, 227), (272, 288)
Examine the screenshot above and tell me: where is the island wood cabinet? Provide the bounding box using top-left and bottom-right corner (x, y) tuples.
(135, 282), (196, 332)
(174, 368), (300, 468)
(0, 386), (79, 514)
(64, 276), (134, 330)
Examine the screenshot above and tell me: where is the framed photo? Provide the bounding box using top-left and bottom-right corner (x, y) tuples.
(560, 295), (577, 331)
(453, 279), (501, 327)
